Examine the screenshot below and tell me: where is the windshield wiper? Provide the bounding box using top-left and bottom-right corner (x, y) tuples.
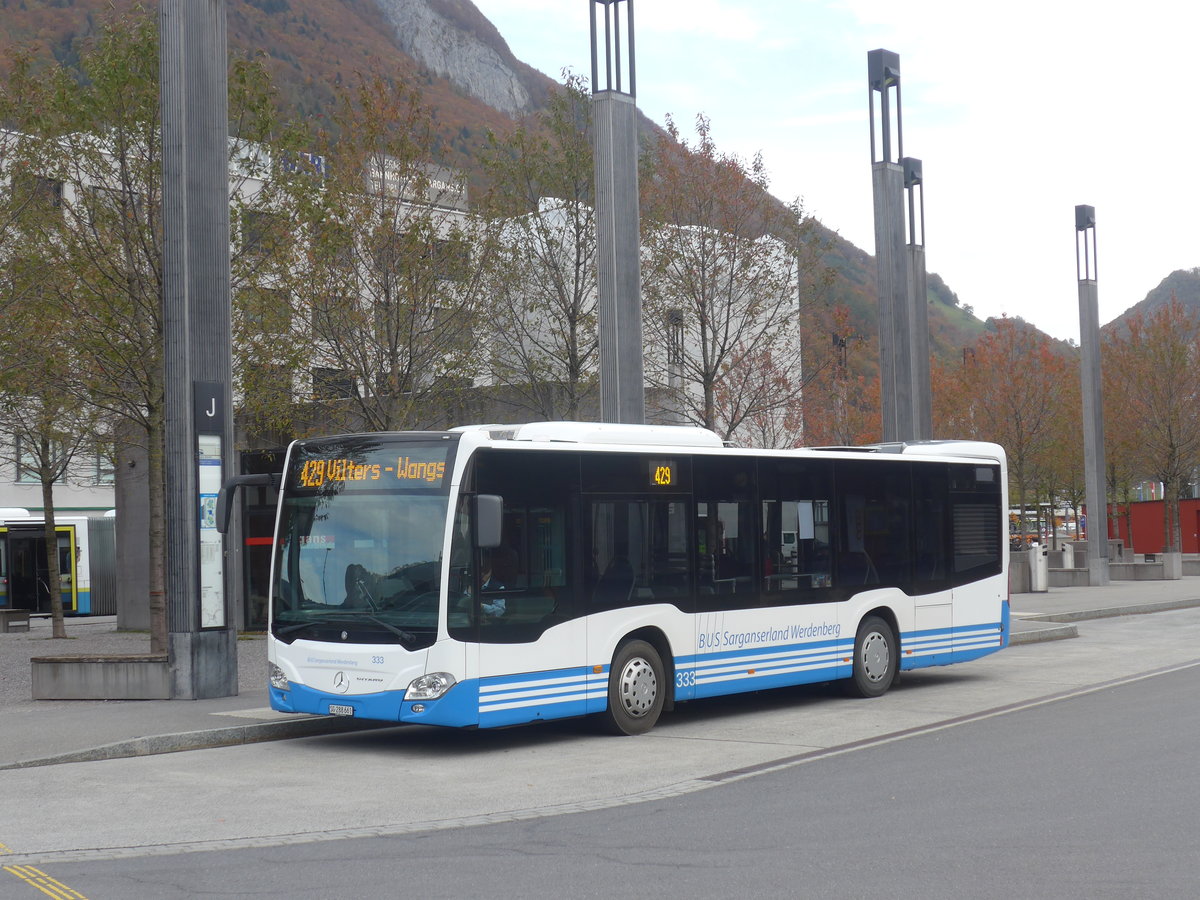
(358, 614), (417, 644)
(353, 577), (379, 611)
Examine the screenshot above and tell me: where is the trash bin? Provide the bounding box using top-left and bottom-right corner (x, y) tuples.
(1029, 542), (1049, 592)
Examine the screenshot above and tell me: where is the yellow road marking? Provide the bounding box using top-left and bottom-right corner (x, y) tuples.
(3, 864), (89, 899)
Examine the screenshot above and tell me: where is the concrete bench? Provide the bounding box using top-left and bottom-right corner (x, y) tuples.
(0, 608), (31, 633)
(31, 654), (171, 699)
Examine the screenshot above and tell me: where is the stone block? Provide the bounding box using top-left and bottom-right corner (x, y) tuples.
(31, 654), (171, 700)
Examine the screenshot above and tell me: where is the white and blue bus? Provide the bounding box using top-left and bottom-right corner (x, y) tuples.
(221, 422), (1008, 735)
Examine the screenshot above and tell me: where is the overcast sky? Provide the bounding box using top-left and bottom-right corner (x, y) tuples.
(470, 0), (1198, 342)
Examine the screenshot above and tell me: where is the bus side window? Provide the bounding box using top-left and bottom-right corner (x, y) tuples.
(694, 456), (758, 611)
(834, 460), (913, 589)
(585, 498), (688, 610)
(467, 449), (579, 643)
(759, 458), (834, 601)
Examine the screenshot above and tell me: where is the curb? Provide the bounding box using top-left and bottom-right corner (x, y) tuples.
(0, 715), (389, 771)
(1016, 596), (1200, 623)
(1009, 622), (1079, 645)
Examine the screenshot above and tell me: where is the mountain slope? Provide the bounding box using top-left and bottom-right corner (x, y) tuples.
(1105, 268), (1200, 334)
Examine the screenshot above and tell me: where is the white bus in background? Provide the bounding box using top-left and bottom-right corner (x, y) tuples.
(0, 513), (115, 616)
(220, 423), (1009, 735)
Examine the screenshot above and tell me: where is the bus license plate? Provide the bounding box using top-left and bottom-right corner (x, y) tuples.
(329, 704), (355, 717)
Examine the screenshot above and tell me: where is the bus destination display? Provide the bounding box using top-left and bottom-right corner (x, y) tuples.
(292, 444), (449, 490)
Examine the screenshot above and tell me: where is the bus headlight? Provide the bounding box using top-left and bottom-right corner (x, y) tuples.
(405, 672), (457, 701)
(269, 662), (290, 691)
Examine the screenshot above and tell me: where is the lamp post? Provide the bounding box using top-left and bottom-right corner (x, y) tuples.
(591, 0), (645, 424)
(903, 155), (931, 440)
(868, 49), (914, 442)
(1075, 205), (1109, 586)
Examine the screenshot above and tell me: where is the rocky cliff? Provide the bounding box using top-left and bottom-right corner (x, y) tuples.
(373, 0), (540, 116)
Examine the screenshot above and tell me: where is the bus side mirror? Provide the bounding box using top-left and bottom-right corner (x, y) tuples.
(216, 473), (275, 534)
(474, 494), (503, 549)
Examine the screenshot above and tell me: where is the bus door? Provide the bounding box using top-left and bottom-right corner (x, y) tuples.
(7, 527), (49, 613)
(467, 450), (585, 726)
(5, 525), (77, 615)
(0, 529), (8, 607)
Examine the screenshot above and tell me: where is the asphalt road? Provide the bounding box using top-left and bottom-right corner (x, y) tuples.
(4, 609), (1200, 899)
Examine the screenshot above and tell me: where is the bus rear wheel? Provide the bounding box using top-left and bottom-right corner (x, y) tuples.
(845, 615), (897, 698)
(599, 640), (665, 735)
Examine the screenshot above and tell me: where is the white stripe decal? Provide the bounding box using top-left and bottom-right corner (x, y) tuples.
(482, 683), (592, 704)
(479, 673), (593, 694)
(481, 692), (590, 712)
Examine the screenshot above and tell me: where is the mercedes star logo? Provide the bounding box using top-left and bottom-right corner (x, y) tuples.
(332, 671), (349, 693)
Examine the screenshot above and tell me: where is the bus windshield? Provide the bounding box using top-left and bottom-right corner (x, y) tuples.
(270, 436), (457, 650)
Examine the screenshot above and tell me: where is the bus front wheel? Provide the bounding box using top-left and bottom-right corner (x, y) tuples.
(600, 640), (665, 735)
(845, 615), (897, 698)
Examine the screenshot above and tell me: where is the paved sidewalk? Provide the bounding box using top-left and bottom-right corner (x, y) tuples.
(2, 576), (1199, 770)
(0, 618), (376, 771)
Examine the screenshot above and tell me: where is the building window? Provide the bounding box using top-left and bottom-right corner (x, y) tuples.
(312, 295), (351, 337)
(14, 174), (64, 211)
(241, 209), (285, 258)
(242, 286), (292, 333)
(311, 367), (357, 401)
(93, 450), (116, 486)
(88, 185), (145, 223)
(429, 238), (469, 281)
(14, 436), (59, 484)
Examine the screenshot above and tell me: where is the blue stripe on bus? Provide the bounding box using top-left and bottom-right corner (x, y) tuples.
(681, 639), (851, 700)
(478, 666), (607, 727)
(899, 620), (1004, 670)
(272, 679), (484, 727)
(274, 666), (606, 729)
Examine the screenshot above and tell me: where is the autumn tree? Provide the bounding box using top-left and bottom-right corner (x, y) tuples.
(933, 318), (1074, 525)
(801, 305), (880, 446)
(1, 48), (113, 635)
(1102, 340), (1146, 548)
(478, 72), (598, 419)
(0, 49), (61, 377)
(0, 351), (102, 637)
(0, 94), (101, 636)
(640, 114), (832, 445)
(4, 7), (279, 650)
(267, 73), (491, 434)
(1031, 371), (1084, 547)
(1103, 298), (1200, 552)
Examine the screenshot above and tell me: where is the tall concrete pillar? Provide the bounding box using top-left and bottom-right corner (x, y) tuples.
(868, 49), (913, 442)
(591, 0), (645, 424)
(160, 0), (238, 698)
(1075, 205), (1109, 586)
(903, 157), (932, 440)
